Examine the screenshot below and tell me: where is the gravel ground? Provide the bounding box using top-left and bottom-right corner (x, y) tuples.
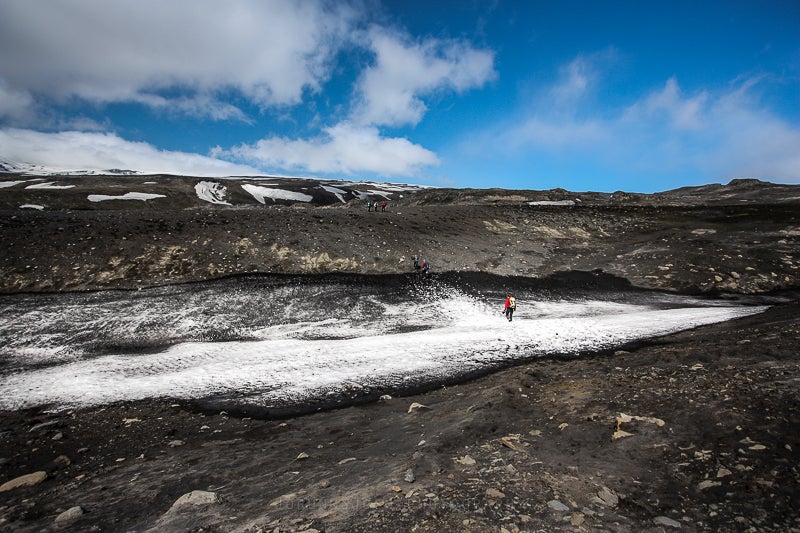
(1, 175), (799, 532)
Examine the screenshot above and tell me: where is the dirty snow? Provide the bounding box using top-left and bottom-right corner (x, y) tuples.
(87, 192), (166, 202)
(195, 181), (230, 205)
(0, 278), (768, 411)
(25, 182), (75, 190)
(242, 184), (313, 203)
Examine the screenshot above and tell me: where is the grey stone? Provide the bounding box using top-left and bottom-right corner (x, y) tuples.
(547, 499), (570, 512)
(404, 469), (416, 483)
(654, 516), (682, 528)
(170, 490), (220, 508)
(0, 471), (47, 493)
(597, 488), (619, 507)
(55, 506), (84, 523)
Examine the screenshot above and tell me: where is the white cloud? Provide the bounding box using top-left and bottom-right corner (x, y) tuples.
(0, 0), (357, 117)
(352, 27), (496, 127)
(0, 128), (261, 176)
(229, 122), (439, 176)
(0, 79), (34, 122)
(494, 55), (800, 184)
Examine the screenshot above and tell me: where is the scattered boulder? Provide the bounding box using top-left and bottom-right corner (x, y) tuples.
(404, 469), (416, 483)
(485, 488), (506, 499)
(0, 471), (47, 493)
(654, 516), (682, 528)
(55, 506), (84, 523)
(547, 499), (570, 512)
(595, 487), (619, 507)
(170, 490), (220, 509)
(407, 402), (430, 413)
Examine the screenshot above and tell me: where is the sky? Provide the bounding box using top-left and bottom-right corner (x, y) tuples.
(0, 0), (798, 192)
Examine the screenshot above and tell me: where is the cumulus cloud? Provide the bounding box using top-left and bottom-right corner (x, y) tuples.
(228, 122), (439, 176)
(495, 55), (800, 184)
(0, 128), (261, 176)
(0, 0), (357, 117)
(0, 79), (34, 122)
(352, 28), (496, 127)
(0, 2), (494, 179)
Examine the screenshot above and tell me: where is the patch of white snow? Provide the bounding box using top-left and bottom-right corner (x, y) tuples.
(0, 180), (28, 188)
(195, 181), (230, 205)
(87, 192), (166, 202)
(25, 182), (75, 190)
(20, 204), (45, 210)
(242, 184), (313, 204)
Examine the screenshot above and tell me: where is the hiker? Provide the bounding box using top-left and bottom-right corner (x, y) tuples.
(412, 254), (420, 270)
(503, 294), (516, 321)
(381, 201), (387, 212)
(367, 201), (372, 212)
(421, 259), (430, 275)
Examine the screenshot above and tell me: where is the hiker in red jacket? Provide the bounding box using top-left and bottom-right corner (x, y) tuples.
(503, 294), (516, 321)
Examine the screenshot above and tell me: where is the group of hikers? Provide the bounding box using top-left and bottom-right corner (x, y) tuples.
(367, 200), (388, 212)
(411, 254), (430, 274)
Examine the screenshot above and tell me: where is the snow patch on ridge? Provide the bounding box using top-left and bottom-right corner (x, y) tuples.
(242, 184), (313, 203)
(87, 192), (166, 202)
(195, 181), (230, 205)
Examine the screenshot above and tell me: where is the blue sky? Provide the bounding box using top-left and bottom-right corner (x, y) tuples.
(0, 0), (798, 192)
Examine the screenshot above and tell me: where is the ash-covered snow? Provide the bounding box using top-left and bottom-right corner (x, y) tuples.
(25, 182), (75, 190)
(321, 185), (348, 203)
(0, 180), (28, 188)
(195, 181), (230, 205)
(87, 192), (166, 202)
(0, 275), (768, 412)
(528, 200), (576, 206)
(242, 184), (313, 204)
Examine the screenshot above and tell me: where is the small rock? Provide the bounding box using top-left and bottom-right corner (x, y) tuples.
(0, 471), (47, 493)
(171, 490), (220, 508)
(168, 440), (185, 448)
(597, 488), (619, 507)
(404, 469), (416, 483)
(55, 506), (84, 523)
(612, 430), (634, 441)
(654, 516), (682, 528)
(319, 479), (331, 489)
(407, 402), (430, 413)
(53, 455), (71, 467)
(122, 418), (141, 425)
(716, 467), (732, 478)
(547, 499), (570, 512)
(296, 452), (310, 460)
(485, 488), (505, 499)
(338, 457), (357, 465)
(368, 501), (385, 509)
(29, 421), (60, 432)
(379, 395), (392, 401)
(454, 455), (476, 466)
(52, 432), (64, 441)
(697, 480), (722, 490)
(391, 485), (402, 493)
(571, 513), (585, 526)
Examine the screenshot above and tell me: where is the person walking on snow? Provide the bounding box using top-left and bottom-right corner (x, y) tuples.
(504, 294), (516, 321)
